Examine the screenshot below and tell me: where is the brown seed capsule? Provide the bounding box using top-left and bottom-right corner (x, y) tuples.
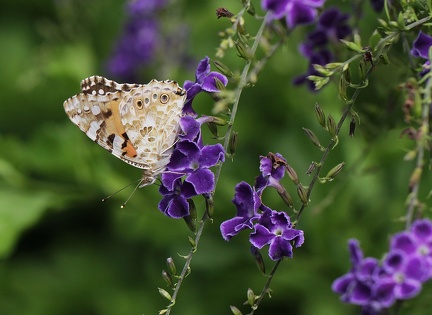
(216, 7), (234, 19)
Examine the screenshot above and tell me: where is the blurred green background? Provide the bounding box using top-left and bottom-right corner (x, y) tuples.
(1, 0), (431, 314)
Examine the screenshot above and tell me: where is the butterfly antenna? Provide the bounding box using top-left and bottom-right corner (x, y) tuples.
(102, 179), (141, 203)
(120, 180), (143, 208)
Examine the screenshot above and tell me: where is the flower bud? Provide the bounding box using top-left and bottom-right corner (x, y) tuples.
(250, 245), (265, 274)
(230, 305), (243, 315)
(183, 215), (196, 232)
(314, 103), (326, 128)
(306, 162), (318, 175)
(158, 288), (173, 301)
(205, 196), (215, 218)
(349, 117), (356, 137)
(213, 60), (234, 78)
(247, 288), (256, 306)
(278, 187), (293, 208)
(235, 41), (252, 60)
(327, 114), (337, 138)
(162, 270), (174, 288)
(326, 162), (345, 180)
(207, 122), (219, 138)
(302, 128), (324, 151)
(214, 76), (227, 92)
(166, 257), (177, 276)
(285, 164), (299, 185)
(297, 185), (309, 205)
(228, 131), (238, 156)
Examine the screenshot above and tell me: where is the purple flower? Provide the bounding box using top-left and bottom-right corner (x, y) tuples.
(261, 0), (326, 29)
(295, 7), (351, 90)
(293, 49), (332, 90)
(183, 56), (228, 114)
(411, 31), (432, 59)
(382, 250), (425, 299)
(158, 179), (197, 218)
(332, 240), (396, 313)
(411, 219), (432, 274)
(255, 153), (286, 194)
(249, 206), (304, 260)
(334, 219), (432, 313)
(158, 116), (225, 218)
(127, 0), (166, 14)
(220, 182), (262, 241)
(107, 0), (168, 81)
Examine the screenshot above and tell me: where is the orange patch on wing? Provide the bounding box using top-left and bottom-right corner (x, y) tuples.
(124, 141), (138, 158)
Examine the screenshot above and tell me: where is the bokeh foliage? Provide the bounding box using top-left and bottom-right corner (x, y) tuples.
(0, 0), (431, 314)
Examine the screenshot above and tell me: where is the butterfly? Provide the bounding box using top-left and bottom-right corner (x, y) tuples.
(63, 76), (187, 187)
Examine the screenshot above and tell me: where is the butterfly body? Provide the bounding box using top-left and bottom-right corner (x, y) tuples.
(63, 76), (187, 186)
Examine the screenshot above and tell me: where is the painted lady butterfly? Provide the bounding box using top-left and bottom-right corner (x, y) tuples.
(63, 76), (186, 187)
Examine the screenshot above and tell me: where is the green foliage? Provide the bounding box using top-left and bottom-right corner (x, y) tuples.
(1, 0), (431, 315)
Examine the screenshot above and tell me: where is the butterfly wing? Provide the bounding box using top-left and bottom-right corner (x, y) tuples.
(63, 76), (186, 178)
(118, 80), (186, 174)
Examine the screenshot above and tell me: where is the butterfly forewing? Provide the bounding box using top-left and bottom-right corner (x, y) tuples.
(63, 76), (186, 185)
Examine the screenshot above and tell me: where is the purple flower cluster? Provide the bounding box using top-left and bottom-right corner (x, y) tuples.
(220, 153), (304, 261)
(332, 219), (432, 314)
(261, 0), (326, 29)
(411, 31), (432, 76)
(107, 0), (166, 81)
(294, 8), (352, 90)
(158, 57), (228, 218)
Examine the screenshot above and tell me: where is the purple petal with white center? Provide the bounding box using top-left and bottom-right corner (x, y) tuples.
(185, 168), (215, 194)
(268, 236), (293, 260)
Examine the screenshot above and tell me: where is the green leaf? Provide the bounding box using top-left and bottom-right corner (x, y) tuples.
(0, 190), (58, 258)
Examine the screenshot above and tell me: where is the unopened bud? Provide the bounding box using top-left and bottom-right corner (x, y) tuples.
(158, 288), (173, 301)
(297, 185), (309, 205)
(278, 187), (293, 208)
(205, 196), (215, 218)
(314, 103), (326, 128)
(207, 122), (219, 138)
(183, 214), (196, 232)
(188, 199), (197, 220)
(306, 161), (318, 175)
(162, 270), (174, 288)
(302, 128), (324, 151)
(228, 131), (238, 156)
(230, 305), (243, 315)
(235, 41), (252, 60)
(214, 76), (227, 92)
(213, 60), (234, 78)
(285, 164), (299, 185)
(250, 245), (265, 274)
(409, 167), (422, 192)
(349, 117), (356, 137)
(326, 162), (345, 180)
(327, 114), (337, 138)
(247, 288), (256, 306)
(166, 257), (177, 276)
